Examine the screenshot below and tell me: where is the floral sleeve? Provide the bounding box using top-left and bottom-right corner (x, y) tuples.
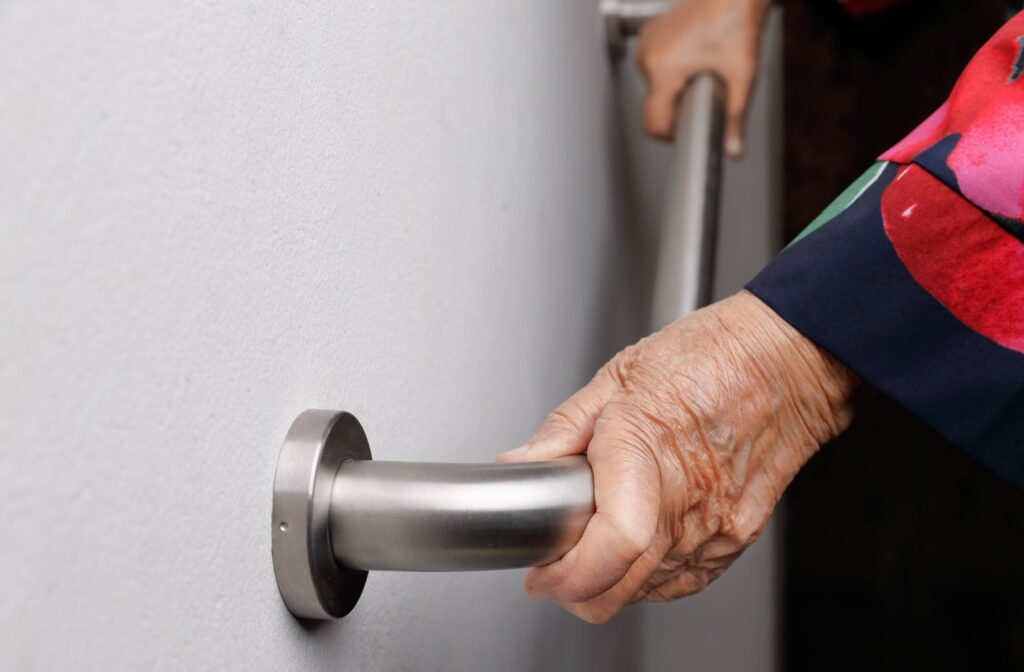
(747, 12), (1024, 488)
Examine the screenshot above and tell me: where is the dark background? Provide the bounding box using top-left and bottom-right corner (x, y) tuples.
(780, 1), (1024, 669)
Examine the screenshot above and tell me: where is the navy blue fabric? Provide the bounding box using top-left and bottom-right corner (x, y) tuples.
(747, 163), (1024, 490)
(913, 134), (962, 192)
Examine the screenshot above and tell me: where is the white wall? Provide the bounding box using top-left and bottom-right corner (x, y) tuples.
(0, 1), (779, 670)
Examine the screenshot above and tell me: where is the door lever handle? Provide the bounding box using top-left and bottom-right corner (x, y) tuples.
(271, 410), (594, 619)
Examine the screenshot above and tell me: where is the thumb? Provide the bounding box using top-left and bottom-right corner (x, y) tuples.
(498, 367), (619, 463)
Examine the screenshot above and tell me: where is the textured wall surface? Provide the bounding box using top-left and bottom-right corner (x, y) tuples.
(0, 1), (778, 669)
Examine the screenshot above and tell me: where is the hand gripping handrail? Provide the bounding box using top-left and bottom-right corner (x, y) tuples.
(330, 456), (594, 573)
(272, 4), (725, 621)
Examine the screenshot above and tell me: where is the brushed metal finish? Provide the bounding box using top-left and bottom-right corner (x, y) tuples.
(651, 73), (726, 328)
(272, 410), (594, 619)
(271, 410), (372, 619)
(602, 1), (726, 327)
(330, 458), (594, 571)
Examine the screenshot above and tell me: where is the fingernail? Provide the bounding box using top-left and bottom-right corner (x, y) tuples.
(726, 137), (743, 157)
(497, 444), (530, 461)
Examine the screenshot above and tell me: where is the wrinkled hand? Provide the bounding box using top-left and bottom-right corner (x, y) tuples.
(498, 291), (856, 623)
(637, 0), (771, 156)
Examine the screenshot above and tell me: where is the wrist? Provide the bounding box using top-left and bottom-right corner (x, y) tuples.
(723, 291), (858, 445)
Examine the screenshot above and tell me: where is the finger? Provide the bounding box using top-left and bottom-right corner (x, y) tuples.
(497, 368), (619, 463)
(643, 570), (708, 602)
(723, 71), (756, 158)
(522, 411), (661, 602)
(675, 504), (719, 557)
(643, 556), (731, 603)
(644, 75), (687, 141)
(557, 530), (671, 624)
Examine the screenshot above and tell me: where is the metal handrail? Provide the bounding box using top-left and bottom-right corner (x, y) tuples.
(271, 2), (725, 621)
(272, 410), (594, 619)
(330, 458), (593, 572)
(601, 0), (726, 326)
(650, 73), (725, 328)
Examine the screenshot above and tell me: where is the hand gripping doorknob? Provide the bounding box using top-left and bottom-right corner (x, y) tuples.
(271, 410), (595, 619)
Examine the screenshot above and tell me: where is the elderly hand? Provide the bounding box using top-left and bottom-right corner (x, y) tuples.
(498, 291), (857, 623)
(637, 0), (771, 156)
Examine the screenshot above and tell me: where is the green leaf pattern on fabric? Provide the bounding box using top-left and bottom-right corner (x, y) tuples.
(789, 162), (889, 248)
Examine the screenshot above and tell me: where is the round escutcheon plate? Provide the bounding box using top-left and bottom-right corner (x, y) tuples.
(271, 409), (372, 619)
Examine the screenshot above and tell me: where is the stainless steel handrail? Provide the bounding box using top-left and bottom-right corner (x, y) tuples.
(272, 2), (725, 621)
(272, 410), (593, 619)
(331, 458), (593, 572)
(602, 0), (726, 326)
(650, 73), (725, 328)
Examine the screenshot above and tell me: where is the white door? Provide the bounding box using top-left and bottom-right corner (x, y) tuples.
(0, 1), (781, 669)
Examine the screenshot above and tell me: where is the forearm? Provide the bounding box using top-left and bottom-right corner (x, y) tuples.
(746, 10), (1024, 489)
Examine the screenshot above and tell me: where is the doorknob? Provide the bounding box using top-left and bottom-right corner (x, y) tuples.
(271, 410), (594, 619)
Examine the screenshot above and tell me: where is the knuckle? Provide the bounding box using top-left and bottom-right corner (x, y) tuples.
(648, 574), (706, 602)
(646, 583), (680, 602)
(602, 347), (642, 390)
(719, 510), (763, 546)
(546, 404), (585, 434)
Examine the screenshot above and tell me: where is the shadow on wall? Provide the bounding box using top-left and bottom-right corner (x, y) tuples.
(530, 604), (643, 671)
(580, 65), (660, 377)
